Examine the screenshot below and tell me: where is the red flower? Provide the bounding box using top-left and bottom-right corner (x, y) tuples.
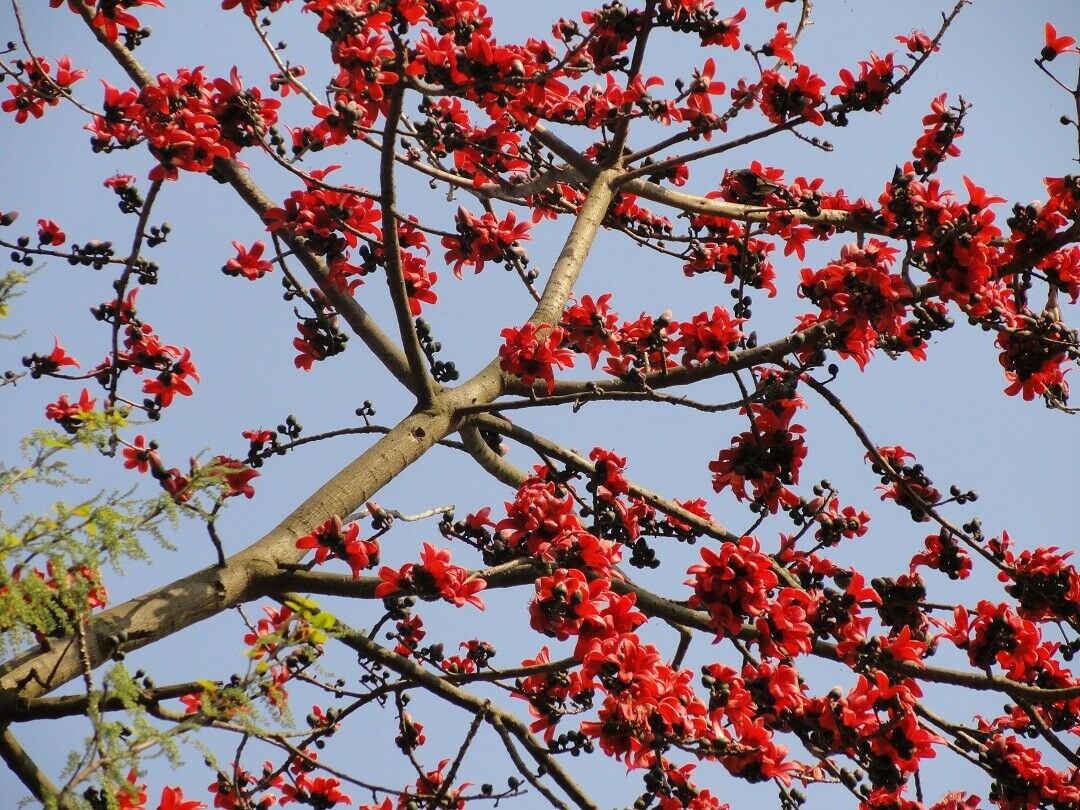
(156, 786), (206, 810)
(46, 336), (80, 370)
(561, 294), (621, 368)
(116, 769), (147, 810)
(665, 497), (714, 533)
(700, 6), (747, 49)
(896, 30), (938, 54)
(942, 601), (1050, 681)
(910, 532), (972, 580)
(223, 240), (272, 280)
(104, 173), (136, 190)
(209, 456), (259, 499)
(142, 347), (199, 407)
(676, 306), (745, 367)
(37, 218), (66, 246)
(281, 773), (351, 807)
(242, 428), (275, 445)
(44, 388), (95, 432)
(758, 65), (826, 126)
(685, 58), (727, 120)
(498, 322), (574, 394)
(1042, 22), (1077, 61)
(464, 507), (494, 530)
(441, 207), (531, 277)
(709, 402), (806, 513)
(686, 536), (779, 639)
(798, 239), (911, 369)
(764, 23), (796, 65)
(1000, 545), (1080, 623)
(870, 445), (941, 520)
(161, 468), (193, 504)
(123, 434), (159, 474)
(376, 542), (486, 609)
(2, 55), (86, 123)
(832, 52), (898, 112)
(296, 515), (380, 579)
(529, 568), (611, 641)
(755, 587), (817, 658)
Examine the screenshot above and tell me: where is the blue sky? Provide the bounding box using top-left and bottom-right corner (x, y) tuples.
(3, 1), (1080, 807)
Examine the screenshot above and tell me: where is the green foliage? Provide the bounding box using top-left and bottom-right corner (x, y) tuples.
(0, 266), (32, 336)
(0, 429), (181, 656)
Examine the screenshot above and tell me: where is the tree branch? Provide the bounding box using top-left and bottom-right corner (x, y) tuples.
(379, 80), (437, 407)
(0, 725), (79, 810)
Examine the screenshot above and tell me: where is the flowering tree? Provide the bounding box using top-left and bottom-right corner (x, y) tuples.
(2, 1), (1080, 809)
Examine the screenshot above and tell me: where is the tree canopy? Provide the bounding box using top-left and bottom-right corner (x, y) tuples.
(2, 1), (1080, 809)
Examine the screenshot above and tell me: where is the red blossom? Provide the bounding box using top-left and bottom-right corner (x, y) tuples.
(798, 239), (913, 369)
(37, 218), (66, 246)
(115, 770), (148, 810)
(223, 240), (272, 280)
(142, 347), (200, 407)
(498, 322), (574, 394)
(2, 55), (86, 123)
(685, 58), (727, 122)
(676, 306), (745, 367)
(46, 336), (80, 371)
(870, 445), (941, 520)
(296, 515), (379, 579)
(764, 23), (796, 65)
(896, 30), (939, 54)
(156, 786), (207, 810)
(376, 542), (486, 609)
(442, 207), (532, 277)
(758, 65), (826, 126)
(1042, 22), (1077, 60)
(44, 388), (95, 432)
(123, 434), (159, 474)
(709, 401), (806, 513)
(686, 536), (779, 639)
(561, 294), (622, 368)
(209, 455), (259, 499)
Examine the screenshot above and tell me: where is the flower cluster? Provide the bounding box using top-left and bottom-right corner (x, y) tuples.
(44, 387), (96, 434)
(442, 207), (532, 277)
(498, 322), (575, 394)
(831, 52), (899, 112)
(296, 515), (380, 579)
(941, 601), (1059, 682)
(686, 535), (780, 639)
(529, 569), (644, 658)
(376, 542), (486, 609)
(676, 306), (745, 368)
(709, 394), (807, 514)
(2, 55), (86, 123)
(758, 66), (826, 126)
(798, 239), (916, 368)
(870, 445), (941, 521)
(88, 67), (279, 181)
(910, 532), (972, 580)
(998, 543), (1080, 624)
(912, 93), (964, 175)
(495, 470), (621, 574)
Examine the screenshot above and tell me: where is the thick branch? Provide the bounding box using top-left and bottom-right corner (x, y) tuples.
(0, 407), (454, 703)
(530, 168), (621, 326)
(5, 681), (204, 723)
(530, 124), (880, 233)
(509, 323), (834, 398)
(0, 725), (78, 810)
(379, 81), (437, 406)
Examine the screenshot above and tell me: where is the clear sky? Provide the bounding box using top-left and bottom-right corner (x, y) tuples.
(3, 1), (1079, 808)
